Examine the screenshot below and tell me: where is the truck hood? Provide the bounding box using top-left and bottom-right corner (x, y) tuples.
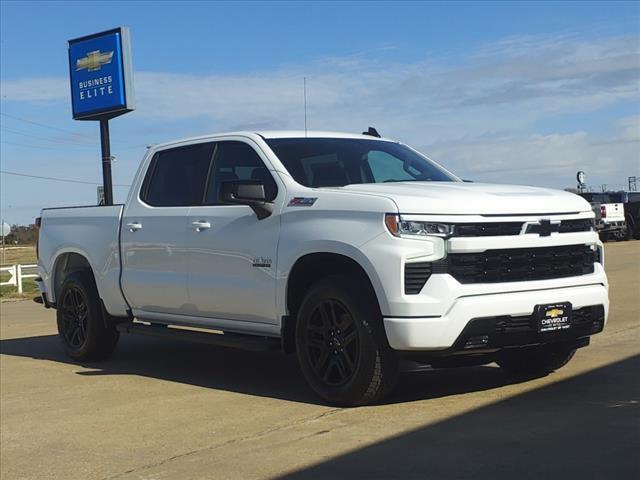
(338, 182), (591, 215)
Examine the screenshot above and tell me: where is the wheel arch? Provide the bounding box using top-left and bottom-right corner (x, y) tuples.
(283, 251), (385, 353)
(51, 250), (96, 303)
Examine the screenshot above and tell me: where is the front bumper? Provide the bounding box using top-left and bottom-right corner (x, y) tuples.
(384, 282), (609, 350)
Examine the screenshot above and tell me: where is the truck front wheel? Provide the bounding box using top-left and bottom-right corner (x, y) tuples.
(496, 344), (576, 376)
(56, 271), (119, 361)
(295, 275), (398, 406)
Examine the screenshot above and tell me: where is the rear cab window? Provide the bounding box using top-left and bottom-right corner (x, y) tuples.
(142, 143), (214, 206)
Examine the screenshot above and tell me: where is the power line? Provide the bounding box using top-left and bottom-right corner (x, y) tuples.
(0, 112), (96, 140)
(0, 170), (130, 187)
(0, 113), (147, 149)
(0, 140), (144, 151)
(0, 140), (80, 151)
(1, 125), (96, 147)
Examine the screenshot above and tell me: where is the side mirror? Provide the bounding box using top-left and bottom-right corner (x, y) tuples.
(220, 180), (273, 219)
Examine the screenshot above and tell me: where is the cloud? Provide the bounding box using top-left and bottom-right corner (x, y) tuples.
(3, 33), (637, 128)
(137, 33), (639, 132)
(1, 77), (68, 102)
(1, 32), (638, 189)
(424, 116), (640, 190)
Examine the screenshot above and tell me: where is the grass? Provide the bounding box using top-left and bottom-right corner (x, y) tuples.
(1, 245), (38, 299)
(1, 245), (37, 266)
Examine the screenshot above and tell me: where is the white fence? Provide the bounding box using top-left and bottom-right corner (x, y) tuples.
(0, 264), (38, 294)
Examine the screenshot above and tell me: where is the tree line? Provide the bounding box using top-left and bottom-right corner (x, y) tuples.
(2, 224), (38, 245)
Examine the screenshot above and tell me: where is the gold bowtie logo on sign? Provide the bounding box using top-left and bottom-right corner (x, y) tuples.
(76, 50), (114, 72)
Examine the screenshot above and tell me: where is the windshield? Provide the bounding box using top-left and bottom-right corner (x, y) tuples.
(265, 138), (458, 187)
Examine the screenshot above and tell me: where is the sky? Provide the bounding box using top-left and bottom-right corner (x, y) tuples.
(1, 0), (639, 225)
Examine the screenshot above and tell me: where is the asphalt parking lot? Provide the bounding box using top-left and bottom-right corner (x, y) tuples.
(1, 242), (639, 480)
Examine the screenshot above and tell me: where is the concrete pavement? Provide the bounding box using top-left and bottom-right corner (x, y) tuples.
(1, 242), (638, 479)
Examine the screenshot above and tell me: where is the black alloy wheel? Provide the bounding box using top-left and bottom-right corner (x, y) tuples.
(56, 271), (120, 361)
(59, 285), (89, 349)
(295, 275), (398, 406)
(305, 299), (360, 387)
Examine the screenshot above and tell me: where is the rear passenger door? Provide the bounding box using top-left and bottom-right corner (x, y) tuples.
(120, 142), (214, 316)
(185, 140), (282, 324)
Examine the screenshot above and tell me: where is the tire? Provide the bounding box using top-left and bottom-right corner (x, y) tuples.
(56, 271), (119, 361)
(295, 275), (398, 406)
(497, 344), (576, 376)
(624, 216), (635, 241)
(599, 231), (610, 242)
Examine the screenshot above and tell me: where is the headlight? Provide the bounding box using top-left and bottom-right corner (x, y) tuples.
(385, 214), (453, 239)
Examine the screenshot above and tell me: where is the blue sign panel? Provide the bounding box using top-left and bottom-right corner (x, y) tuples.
(68, 27), (134, 120)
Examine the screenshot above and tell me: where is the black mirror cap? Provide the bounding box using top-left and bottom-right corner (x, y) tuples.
(221, 180), (266, 202)
(220, 180), (273, 219)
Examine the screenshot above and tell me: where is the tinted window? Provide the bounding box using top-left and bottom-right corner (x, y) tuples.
(593, 195), (612, 203)
(205, 141), (278, 204)
(367, 150), (418, 182)
(265, 138), (457, 187)
(144, 143), (214, 206)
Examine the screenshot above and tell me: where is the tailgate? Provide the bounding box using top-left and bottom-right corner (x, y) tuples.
(603, 203), (625, 222)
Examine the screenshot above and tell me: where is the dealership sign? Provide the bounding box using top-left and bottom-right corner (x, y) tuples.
(68, 27), (135, 120)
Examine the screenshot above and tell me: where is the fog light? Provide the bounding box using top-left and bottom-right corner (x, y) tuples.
(464, 335), (489, 349)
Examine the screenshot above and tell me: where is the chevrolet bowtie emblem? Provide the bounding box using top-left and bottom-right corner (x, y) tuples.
(538, 219), (552, 237)
(76, 50), (114, 72)
(546, 308), (564, 318)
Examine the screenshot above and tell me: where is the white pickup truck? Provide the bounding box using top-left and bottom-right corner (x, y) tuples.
(577, 192), (627, 241)
(37, 130), (609, 406)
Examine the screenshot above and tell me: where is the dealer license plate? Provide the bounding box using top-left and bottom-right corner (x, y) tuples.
(536, 302), (572, 333)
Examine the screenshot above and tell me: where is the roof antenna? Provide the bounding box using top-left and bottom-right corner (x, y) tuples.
(303, 77), (308, 137)
(362, 126), (381, 138)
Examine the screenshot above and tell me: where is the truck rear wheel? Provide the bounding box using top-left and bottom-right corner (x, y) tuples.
(56, 271), (119, 361)
(295, 276), (398, 406)
(497, 344), (576, 376)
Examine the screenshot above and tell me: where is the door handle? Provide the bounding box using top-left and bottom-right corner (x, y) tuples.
(192, 220), (211, 232)
(126, 222), (142, 232)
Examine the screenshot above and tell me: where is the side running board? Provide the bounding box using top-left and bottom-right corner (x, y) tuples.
(116, 322), (281, 352)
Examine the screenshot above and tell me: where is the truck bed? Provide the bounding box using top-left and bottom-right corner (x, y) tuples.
(38, 205), (128, 317)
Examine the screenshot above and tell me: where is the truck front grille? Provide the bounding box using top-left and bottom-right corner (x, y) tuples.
(558, 218), (594, 233)
(452, 219), (593, 237)
(454, 223), (522, 236)
(440, 244), (596, 284)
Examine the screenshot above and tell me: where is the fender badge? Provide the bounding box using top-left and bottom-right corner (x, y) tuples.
(288, 197), (317, 207)
(252, 257), (272, 268)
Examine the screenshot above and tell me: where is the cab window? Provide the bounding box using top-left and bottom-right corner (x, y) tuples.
(205, 141), (278, 204)
(143, 143), (214, 206)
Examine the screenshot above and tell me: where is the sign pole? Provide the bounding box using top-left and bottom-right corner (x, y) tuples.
(99, 119), (113, 206)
